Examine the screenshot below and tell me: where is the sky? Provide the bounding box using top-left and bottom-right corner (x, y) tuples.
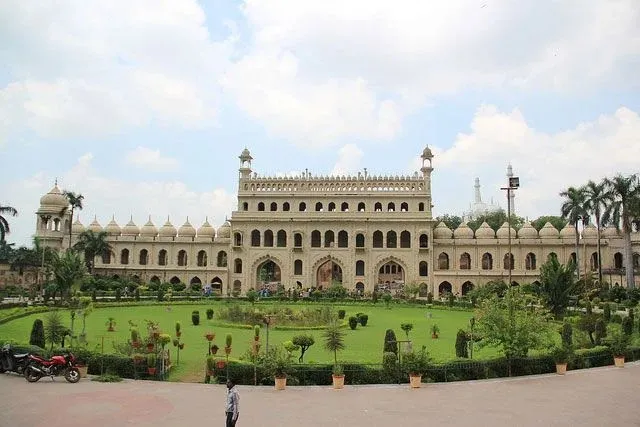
(1, 0), (639, 247)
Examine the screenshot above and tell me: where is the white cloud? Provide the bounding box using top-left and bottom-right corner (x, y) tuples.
(125, 146), (179, 171)
(331, 144), (364, 176)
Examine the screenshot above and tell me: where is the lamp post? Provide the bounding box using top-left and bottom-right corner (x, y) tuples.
(501, 176), (519, 287)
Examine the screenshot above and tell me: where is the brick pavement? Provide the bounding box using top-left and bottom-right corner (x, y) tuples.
(1, 363), (639, 427)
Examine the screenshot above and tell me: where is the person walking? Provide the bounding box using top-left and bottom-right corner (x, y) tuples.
(225, 379), (240, 426)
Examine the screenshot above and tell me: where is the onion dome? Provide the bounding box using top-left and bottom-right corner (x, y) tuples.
(582, 224), (597, 239)
(88, 217), (103, 233)
(178, 218), (196, 238)
(496, 222), (516, 239)
(121, 217), (140, 236)
(197, 217), (215, 238)
(159, 217), (178, 238)
(475, 222), (495, 239)
(517, 222), (538, 239)
(140, 216), (158, 237)
(217, 221), (231, 239)
(40, 184), (69, 208)
(453, 222), (474, 239)
(433, 222), (453, 239)
(539, 222), (560, 239)
(421, 145), (433, 159)
(104, 216), (122, 235)
(603, 226), (620, 238)
(71, 218), (85, 234)
(559, 223), (575, 238)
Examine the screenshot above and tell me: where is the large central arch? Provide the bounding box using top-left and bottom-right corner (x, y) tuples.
(312, 255), (345, 289)
(252, 256), (283, 292)
(375, 256), (407, 291)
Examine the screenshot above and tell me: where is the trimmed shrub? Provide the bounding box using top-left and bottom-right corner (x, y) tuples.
(603, 303), (611, 322)
(29, 319), (45, 348)
(134, 288), (140, 301)
(383, 329), (398, 355)
(338, 310), (346, 319)
(455, 329), (469, 358)
(192, 310), (200, 326)
(622, 316), (633, 336)
(115, 287), (121, 302)
(628, 308), (635, 324)
(357, 314), (368, 326)
(206, 308), (214, 320)
(348, 316), (358, 330)
(594, 319), (607, 345)
(560, 322), (573, 347)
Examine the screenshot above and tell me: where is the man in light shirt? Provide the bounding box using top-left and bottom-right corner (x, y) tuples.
(225, 379), (240, 426)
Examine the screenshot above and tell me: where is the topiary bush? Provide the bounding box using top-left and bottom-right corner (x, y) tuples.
(357, 314), (368, 326)
(603, 303), (611, 322)
(338, 310), (346, 319)
(594, 318), (607, 345)
(192, 310), (200, 326)
(383, 329), (398, 355)
(560, 322), (573, 347)
(206, 308), (214, 320)
(621, 316), (633, 335)
(455, 329), (469, 358)
(29, 319), (45, 348)
(348, 316), (358, 330)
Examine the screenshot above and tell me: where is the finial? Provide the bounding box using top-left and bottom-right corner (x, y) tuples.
(55, 177), (58, 186)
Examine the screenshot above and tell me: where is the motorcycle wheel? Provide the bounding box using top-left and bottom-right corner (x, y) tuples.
(24, 366), (42, 383)
(65, 367), (80, 383)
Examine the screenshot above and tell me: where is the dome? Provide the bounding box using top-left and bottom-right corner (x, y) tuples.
(121, 218), (140, 236)
(496, 222), (516, 239)
(475, 222), (495, 239)
(433, 222), (453, 239)
(421, 146), (433, 159)
(582, 224), (597, 239)
(559, 223), (575, 238)
(71, 218), (85, 234)
(178, 218), (196, 238)
(217, 221), (231, 239)
(239, 148), (252, 160)
(518, 222), (538, 239)
(197, 218), (215, 238)
(159, 218), (177, 237)
(39, 184), (68, 208)
(453, 222), (474, 239)
(603, 226), (620, 238)
(539, 222), (560, 239)
(140, 217), (158, 237)
(104, 217), (121, 235)
(88, 217), (103, 233)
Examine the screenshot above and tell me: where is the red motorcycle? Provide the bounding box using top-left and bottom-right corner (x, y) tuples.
(23, 353), (80, 383)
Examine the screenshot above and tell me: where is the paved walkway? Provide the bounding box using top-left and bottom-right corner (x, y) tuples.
(1, 363), (639, 427)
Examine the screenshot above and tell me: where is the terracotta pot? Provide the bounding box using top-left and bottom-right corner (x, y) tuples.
(148, 367), (157, 375)
(211, 347), (219, 355)
(205, 334), (215, 342)
(431, 333), (438, 339)
(216, 360), (226, 369)
(77, 365), (88, 378)
(409, 374), (422, 388)
(614, 356), (625, 368)
(555, 363), (567, 375)
(108, 327), (114, 332)
(179, 343), (184, 350)
(332, 375), (345, 389)
(146, 343), (154, 351)
(274, 376), (287, 390)
(176, 331), (182, 337)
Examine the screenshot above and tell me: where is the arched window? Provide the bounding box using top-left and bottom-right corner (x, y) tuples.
(418, 202), (425, 212)
(258, 202), (265, 211)
(197, 250), (208, 267)
(386, 231), (397, 248)
(242, 202), (248, 211)
(419, 234), (428, 248)
(294, 233), (303, 247)
(217, 251), (227, 267)
(400, 202), (408, 212)
(570, 252), (577, 264)
(328, 202), (336, 212)
(324, 230), (335, 247)
(251, 229), (260, 247)
(525, 253), (536, 270)
(438, 253), (449, 270)
(355, 233), (365, 248)
(120, 249), (129, 265)
(234, 258), (242, 274)
(482, 253), (493, 270)
(170, 276), (181, 285)
(283, 202), (290, 212)
(387, 202), (395, 212)
(374, 202), (382, 212)
(234, 232), (243, 246)
(264, 230), (274, 247)
(294, 259), (303, 275)
(633, 253), (640, 269)
(460, 253), (471, 270)
(419, 261), (428, 276)
(356, 260), (365, 276)
(158, 249), (167, 266)
(338, 230), (348, 248)
(400, 231), (411, 248)
(233, 280), (242, 293)
(547, 252), (558, 262)
(277, 230), (287, 247)
(503, 253), (514, 270)
(299, 202), (307, 212)
(178, 250), (188, 266)
(614, 252), (623, 269)
(102, 251), (112, 264)
(270, 202), (277, 211)
(462, 281), (474, 296)
(373, 231), (383, 248)
(590, 252), (599, 271)
(358, 202), (366, 212)
(311, 230), (321, 247)
(139, 249), (148, 265)
(341, 202), (349, 212)
(315, 202), (323, 212)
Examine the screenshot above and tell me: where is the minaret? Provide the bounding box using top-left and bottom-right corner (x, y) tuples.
(474, 178), (482, 204)
(239, 148), (253, 180)
(506, 163), (515, 214)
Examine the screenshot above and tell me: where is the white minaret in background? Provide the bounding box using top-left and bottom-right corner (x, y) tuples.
(506, 163), (516, 214)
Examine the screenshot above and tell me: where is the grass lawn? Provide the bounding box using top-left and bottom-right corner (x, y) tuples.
(0, 301), (499, 381)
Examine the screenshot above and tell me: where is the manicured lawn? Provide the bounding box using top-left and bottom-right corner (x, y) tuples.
(0, 301), (499, 381)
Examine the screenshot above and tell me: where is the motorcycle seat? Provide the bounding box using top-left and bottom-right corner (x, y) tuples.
(14, 354), (29, 358)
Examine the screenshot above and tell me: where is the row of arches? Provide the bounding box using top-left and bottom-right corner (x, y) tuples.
(148, 275), (242, 294)
(436, 252), (534, 270)
(242, 229), (429, 249)
(611, 252), (640, 269)
(243, 201), (426, 213)
(245, 181), (425, 193)
(102, 249), (228, 268)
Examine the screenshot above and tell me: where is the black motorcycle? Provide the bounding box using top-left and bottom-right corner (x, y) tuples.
(0, 344), (31, 375)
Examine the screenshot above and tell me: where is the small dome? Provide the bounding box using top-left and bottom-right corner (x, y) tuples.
(239, 148), (252, 161)
(159, 218), (177, 237)
(496, 222), (516, 239)
(539, 222), (560, 239)
(518, 222), (538, 239)
(453, 222), (474, 239)
(475, 222), (495, 239)
(104, 216), (121, 235)
(603, 226), (620, 238)
(121, 218), (140, 236)
(582, 224), (597, 239)
(140, 217), (158, 237)
(178, 218), (196, 237)
(40, 184), (68, 208)
(88, 217), (103, 233)
(71, 218), (85, 234)
(421, 146), (433, 159)
(197, 218), (215, 238)
(217, 221), (231, 239)
(433, 222), (453, 239)
(559, 223), (575, 238)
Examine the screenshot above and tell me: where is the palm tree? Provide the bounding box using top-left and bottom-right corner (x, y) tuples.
(48, 249), (86, 301)
(0, 205), (18, 243)
(560, 186), (588, 281)
(73, 230), (112, 274)
(602, 174), (640, 289)
(583, 180), (609, 285)
(323, 323), (346, 371)
(62, 191), (84, 249)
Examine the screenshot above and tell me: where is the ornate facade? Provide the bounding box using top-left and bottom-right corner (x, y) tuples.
(34, 148), (640, 295)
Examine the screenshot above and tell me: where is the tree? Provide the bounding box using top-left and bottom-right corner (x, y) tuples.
(0, 204), (18, 243)
(435, 214), (463, 231)
(0, 241), (15, 262)
(62, 191), (84, 249)
(467, 209), (525, 232)
(602, 174), (640, 289)
(560, 186), (588, 281)
(403, 282), (420, 300)
(383, 329), (398, 355)
(49, 250), (86, 300)
(400, 323), (414, 340)
(538, 255), (580, 319)
(29, 319), (45, 348)
(44, 310), (66, 350)
(530, 216), (568, 232)
(246, 288), (258, 306)
(292, 335), (315, 363)
(73, 230), (112, 274)
(583, 179), (609, 285)
(323, 323), (345, 369)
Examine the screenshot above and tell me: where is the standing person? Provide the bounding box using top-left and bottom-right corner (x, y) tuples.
(225, 379), (240, 426)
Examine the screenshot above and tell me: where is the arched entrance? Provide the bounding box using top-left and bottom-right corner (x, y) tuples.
(461, 281), (474, 296)
(316, 259), (343, 288)
(377, 260), (404, 291)
(438, 281), (452, 296)
(355, 282), (365, 294)
(211, 277), (223, 295)
(257, 260), (282, 292)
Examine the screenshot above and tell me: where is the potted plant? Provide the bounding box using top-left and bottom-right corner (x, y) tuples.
(179, 343), (184, 350)
(225, 333), (232, 355)
(175, 321), (182, 337)
(106, 317), (117, 332)
(146, 341), (155, 352)
(402, 345), (430, 388)
(158, 333), (171, 348)
(323, 324), (346, 389)
(609, 333), (628, 367)
(130, 327), (140, 348)
(133, 353), (146, 365)
(206, 308), (214, 320)
(430, 324), (440, 339)
(147, 353), (157, 375)
(264, 347), (290, 390)
(205, 332), (215, 342)
(550, 345), (573, 375)
(211, 344), (219, 355)
(254, 325), (260, 342)
(173, 338), (179, 347)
